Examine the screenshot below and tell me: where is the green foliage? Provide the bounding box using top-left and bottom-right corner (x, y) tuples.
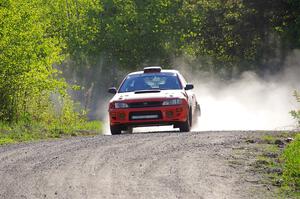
(0, 0), (99, 138)
(0, 120), (102, 145)
(282, 134), (300, 192)
(278, 0), (300, 49)
(261, 135), (277, 144)
(290, 91), (300, 126)
(2, 0), (298, 81)
(54, 0), (299, 74)
(0, 0), (66, 122)
(286, 93), (300, 193)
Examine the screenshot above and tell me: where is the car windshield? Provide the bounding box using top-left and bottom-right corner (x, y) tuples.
(118, 73), (182, 93)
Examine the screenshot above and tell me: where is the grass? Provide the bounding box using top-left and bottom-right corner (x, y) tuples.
(255, 132), (300, 198)
(261, 135), (277, 144)
(0, 120), (102, 145)
(281, 133), (300, 196)
(266, 144), (280, 153)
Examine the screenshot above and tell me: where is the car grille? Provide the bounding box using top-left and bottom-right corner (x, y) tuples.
(129, 111), (162, 121)
(128, 101), (163, 108)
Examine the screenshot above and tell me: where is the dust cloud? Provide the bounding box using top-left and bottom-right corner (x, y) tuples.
(95, 99), (111, 135)
(184, 52), (300, 131)
(193, 72), (298, 131)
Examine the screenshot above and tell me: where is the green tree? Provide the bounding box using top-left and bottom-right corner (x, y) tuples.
(0, 0), (65, 121)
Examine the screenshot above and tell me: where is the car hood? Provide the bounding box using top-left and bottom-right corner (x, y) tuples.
(111, 90), (186, 102)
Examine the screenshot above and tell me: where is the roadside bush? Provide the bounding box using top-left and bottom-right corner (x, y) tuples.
(281, 91), (300, 193)
(282, 134), (300, 192)
(0, 114), (102, 145)
(0, 0), (66, 122)
(290, 91), (300, 127)
(0, 1), (102, 144)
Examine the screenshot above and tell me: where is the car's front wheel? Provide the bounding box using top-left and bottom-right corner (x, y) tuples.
(110, 125), (122, 135)
(179, 109), (192, 132)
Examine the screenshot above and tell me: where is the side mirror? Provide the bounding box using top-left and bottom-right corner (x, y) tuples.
(185, 83), (194, 90)
(108, 87), (117, 94)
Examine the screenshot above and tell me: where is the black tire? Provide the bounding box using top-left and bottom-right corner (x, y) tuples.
(179, 109), (192, 132)
(196, 103), (201, 117)
(193, 104), (201, 125)
(193, 113), (198, 126)
(110, 125), (121, 135)
(126, 127), (133, 134)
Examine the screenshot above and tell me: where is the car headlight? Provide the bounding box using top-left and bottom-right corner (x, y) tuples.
(162, 99), (182, 106)
(114, 102), (128, 109)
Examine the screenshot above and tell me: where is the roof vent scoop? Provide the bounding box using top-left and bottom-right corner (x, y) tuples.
(143, 66), (162, 73)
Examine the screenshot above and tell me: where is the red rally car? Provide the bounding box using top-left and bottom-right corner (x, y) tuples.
(108, 66), (201, 135)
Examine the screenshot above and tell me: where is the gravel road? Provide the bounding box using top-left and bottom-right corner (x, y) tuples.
(0, 131), (276, 199)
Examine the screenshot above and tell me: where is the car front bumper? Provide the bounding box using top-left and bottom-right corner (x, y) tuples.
(109, 104), (189, 127)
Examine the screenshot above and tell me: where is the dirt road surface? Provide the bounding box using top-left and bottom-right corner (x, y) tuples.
(0, 131), (276, 199)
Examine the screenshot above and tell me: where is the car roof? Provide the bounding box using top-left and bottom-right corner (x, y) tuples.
(128, 69), (180, 76)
